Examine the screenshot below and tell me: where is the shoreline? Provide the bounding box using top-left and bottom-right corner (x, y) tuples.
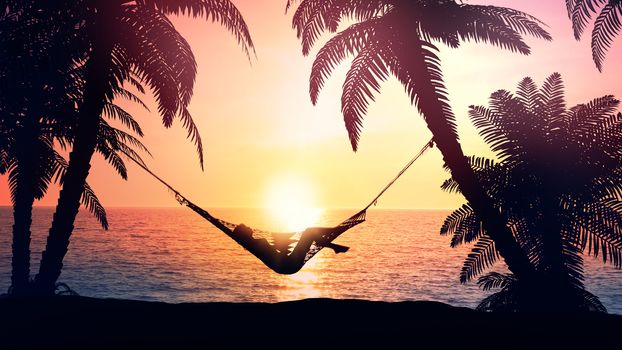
(1, 296), (621, 346)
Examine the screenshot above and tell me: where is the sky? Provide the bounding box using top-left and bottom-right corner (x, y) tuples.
(1, 0), (621, 210)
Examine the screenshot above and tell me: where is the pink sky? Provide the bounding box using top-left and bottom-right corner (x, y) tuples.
(1, 0), (621, 210)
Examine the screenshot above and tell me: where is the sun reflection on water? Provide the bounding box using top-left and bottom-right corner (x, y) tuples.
(276, 257), (322, 301)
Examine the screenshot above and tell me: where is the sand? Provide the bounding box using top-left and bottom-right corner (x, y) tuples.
(1, 296), (620, 347)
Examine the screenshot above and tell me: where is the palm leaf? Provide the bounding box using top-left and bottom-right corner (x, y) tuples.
(591, 1), (622, 71)
(383, 38), (458, 142)
(472, 5), (552, 41)
(51, 151), (108, 229)
(460, 236), (499, 283)
(81, 182), (109, 230)
(477, 272), (516, 291)
(341, 41), (389, 151)
(441, 203), (473, 236)
(516, 76), (539, 113)
(139, 0), (255, 58)
(451, 6), (533, 55)
(102, 103), (144, 137)
(310, 18), (380, 104)
(540, 72), (566, 125)
(571, 0), (606, 39)
(295, 0), (341, 55)
(115, 86), (150, 112)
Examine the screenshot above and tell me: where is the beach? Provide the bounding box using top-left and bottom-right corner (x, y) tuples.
(1, 296), (621, 347)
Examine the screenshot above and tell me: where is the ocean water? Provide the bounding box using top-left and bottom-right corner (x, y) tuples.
(0, 207), (620, 313)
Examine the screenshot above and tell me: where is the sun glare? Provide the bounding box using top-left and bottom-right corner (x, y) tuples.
(265, 175), (323, 232)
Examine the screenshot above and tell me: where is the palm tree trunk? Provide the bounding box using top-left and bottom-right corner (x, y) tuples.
(539, 196), (576, 309)
(432, 133), (536, 280)
(34, 13), (116, 295)
(409, 49), (536, 280)
(10, 111), (41, 296)
(11, 194), (34, 295)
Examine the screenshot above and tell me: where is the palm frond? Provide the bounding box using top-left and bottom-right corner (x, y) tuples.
(477, 272), (516, 291)
(440, 203), (473, 236)
(472, 5), (552, 41)
(115, 86), (150, 112)
(179, 108), (204, 168)
(516, 76), (539, 113)
(469, 93), (522, 162)
(310, 18), (380, 104)
(341, 41), (389, 151)
(460, 236), (499, 283)
(440, 203), (483, 247)
(126, 75), (146, 94)
(383, 38), (458, 142)
(116, 5), (204, 166)
(99, 119), (151, 156)
(8, 135), (56, 203)
(139, 0), (255, 58)
(566, 0), (577, 19)
(101, 144), (128, 180)
(285, 0), (301, 13)
(577, 287), (607, 312)
(540, 73), (566, 124)
(561, 238), (586, 287)
(81, 182), (108, 230)
(117, 7), (187, 126)
(51, 150), (108, 230)
(568, 95), (619, 138)
(0, 148), (10, 174)
(102, 103), (144, 137)
(291, 0), (385, 51)
(451, 6), (533, 55)
(296, 0), (341, 55)
(571, 0), (606, 39)
(591, 1), (622, 71)
(440, 177), (460, 194)
(574, 201), (622, 267)
(476, 287), (519, 312)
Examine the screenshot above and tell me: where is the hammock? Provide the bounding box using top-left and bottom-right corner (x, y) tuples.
(126, 138), (433, 274)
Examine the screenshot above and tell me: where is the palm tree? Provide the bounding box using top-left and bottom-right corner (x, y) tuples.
(566, 0), (622, 71)
(0, 1), (107, 295)
(441, 73), (622, 311)
(33, 1), (254, 295)
(286, 0), (551, 281)
(0, 1), (157, 295)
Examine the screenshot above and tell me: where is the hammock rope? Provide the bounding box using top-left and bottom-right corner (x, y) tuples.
(124, 138), (434, 274)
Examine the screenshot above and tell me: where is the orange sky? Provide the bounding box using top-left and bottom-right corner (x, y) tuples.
(1, 0), (621, 210)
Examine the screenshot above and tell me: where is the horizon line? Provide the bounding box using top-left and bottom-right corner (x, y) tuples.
(0, 205), (455, 211)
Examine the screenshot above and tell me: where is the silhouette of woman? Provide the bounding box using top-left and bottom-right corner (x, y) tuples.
(231, 224), (348, 274)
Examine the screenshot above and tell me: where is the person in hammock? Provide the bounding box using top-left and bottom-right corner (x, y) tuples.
(232, 223), (349, 274)
(298, 227), (349, 254)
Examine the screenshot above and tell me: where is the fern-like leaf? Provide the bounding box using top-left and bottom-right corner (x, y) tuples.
(477, 272), (517, 291)
(592, 1), (622, 72)
(460, 236), (499, 283)
(341, 41), (389, 151)
(81, 182), (109, 230)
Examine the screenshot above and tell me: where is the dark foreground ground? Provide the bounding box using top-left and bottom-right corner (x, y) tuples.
(0, 296), (621, 348)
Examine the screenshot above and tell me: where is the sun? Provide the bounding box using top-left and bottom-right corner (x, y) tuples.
(265, 174), (323, 232)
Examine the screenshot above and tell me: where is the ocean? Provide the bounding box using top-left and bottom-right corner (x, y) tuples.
(1, 207), (620, 313)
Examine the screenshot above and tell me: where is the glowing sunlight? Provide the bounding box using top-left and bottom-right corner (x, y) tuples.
(265, 174), (323, 232)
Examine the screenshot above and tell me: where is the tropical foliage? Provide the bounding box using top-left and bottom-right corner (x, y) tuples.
(566, 0), (622, 71)
(441, 73), (622, 311)
(286, 0), (550, 280)
(32, 0), (254, 294)
(0, 0), (253, 295)
(0, 1), (151, 295)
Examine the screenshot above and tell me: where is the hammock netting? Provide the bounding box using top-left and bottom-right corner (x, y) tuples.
(128, 138), (433, 274)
